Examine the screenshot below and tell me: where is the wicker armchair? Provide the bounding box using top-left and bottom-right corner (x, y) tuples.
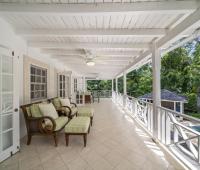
(49, 97), (78, 119)
(21, 102), (69, 146)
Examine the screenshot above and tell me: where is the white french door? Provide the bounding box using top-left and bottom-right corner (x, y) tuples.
(0, 46), (19, 162)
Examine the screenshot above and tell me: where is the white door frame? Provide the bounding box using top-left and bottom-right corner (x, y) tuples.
(0, 46), (20, 162)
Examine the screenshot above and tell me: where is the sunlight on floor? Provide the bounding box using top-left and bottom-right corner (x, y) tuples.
(122, 109), (169, 163)
(124, 115), (134, 123)
(135, 127), (151, 138)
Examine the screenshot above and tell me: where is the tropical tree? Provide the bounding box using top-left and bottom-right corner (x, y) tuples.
(189, 41), (200, 112)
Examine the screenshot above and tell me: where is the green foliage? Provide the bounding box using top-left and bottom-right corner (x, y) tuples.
(185, 93), (197, 112)
(86, 39), (200, 116)
(126, 38), (200, 115)
(87, 80), (112, 91)
(126, 64), (152, 97)
(160, 44), (200, 113)
(187, 113), (200, 119)
(161, 47), (192, 93)
(118, 76), (123, 93)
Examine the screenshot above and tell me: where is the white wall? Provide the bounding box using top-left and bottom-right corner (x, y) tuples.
(0, 18), (72, 138)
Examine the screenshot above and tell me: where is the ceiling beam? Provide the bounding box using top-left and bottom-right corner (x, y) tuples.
(52, 55), (133, 61)
(42, 49), (141, 56)
(42, 49), (85, 55)
(61, 59), (128, 64)
(115, 50), (151, 77)
(29, 41), (149, 49)
(115, 6), (200, 77)
(63, 62), (125, 67)
(157, 9), (200, 48)
(0, 1), (197, 15)
(16, 28), (167, 37)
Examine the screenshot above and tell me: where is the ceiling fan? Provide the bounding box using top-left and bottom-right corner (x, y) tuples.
(84, 50), (96, 66)
(82, 49), (111, 66)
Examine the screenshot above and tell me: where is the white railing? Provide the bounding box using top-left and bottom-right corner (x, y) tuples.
(157, 106), (200, 164)
(91, 90), (112, 98)
(112, 91), (200, 168)
(114, 92), (124, 107)
(124, 94), (153, 134)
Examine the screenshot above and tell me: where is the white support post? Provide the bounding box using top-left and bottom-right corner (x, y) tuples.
(123, 71), (127, 108)
(123, 71), (127, 95)
(174, 101), (176, 111)
(115, 78), (118, 103)
(85, 78), (87, 92)
(116, 78), (118, 93)
(152, 42), (161, 140)
(82, 77), (85, 105)
(180, 102), (184, 114)
(83, 76), (86, 92)
(112, 79), (114, 92)
(111, 79), (114, 100)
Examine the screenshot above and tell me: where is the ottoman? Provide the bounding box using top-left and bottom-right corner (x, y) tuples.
(65, 117), (90, 147)
(77, 107), (94, 126)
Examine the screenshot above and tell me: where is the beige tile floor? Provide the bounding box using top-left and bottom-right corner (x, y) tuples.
(0, 99), (184, 170)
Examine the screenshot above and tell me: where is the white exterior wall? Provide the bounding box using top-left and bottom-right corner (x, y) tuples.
(0, 18), (72, 138)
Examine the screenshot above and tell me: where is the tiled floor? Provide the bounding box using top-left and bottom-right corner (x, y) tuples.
(0, 99), (184, 170)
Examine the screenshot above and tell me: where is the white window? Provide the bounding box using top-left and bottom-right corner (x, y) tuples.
(58, 74), (66, 97)
(30, 65), (47, 101)
(74, 78), (77, 92)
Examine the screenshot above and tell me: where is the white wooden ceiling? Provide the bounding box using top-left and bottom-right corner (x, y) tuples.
(0, 0), (199, 79)
(0, 0), (190, 4)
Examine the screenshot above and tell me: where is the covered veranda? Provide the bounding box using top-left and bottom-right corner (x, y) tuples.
(1, 99), (183, 170)
(0, 0), (200, 170)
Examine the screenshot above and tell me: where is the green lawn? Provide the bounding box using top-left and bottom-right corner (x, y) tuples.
(186, 112), (200, 119)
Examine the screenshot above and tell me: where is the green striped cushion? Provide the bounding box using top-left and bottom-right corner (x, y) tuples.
(55, 117), (68, 131)
(77, 107), (94, 117)
(53, 98), (62, 110)
(65, 117), (90, 133)
(26, 107), (31, 117)
(30, 104), (43, 117)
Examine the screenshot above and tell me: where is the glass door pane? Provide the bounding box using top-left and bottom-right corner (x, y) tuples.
(0, 48), (14, 162)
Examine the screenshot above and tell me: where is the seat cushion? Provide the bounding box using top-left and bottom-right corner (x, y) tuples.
(39, 103), (58, 119)
(61, 106), (78, 116)
(53, 98), (62, 110)
(65, 117), (90, 133)
(26, 106), (31, 117)
(43, 116), (68, 131)
(60, 98), (71, 107)
(30, 104), (43, 117)
(55, 117), (68, 131)
(71, 107), (78, 115)
(77, 107), (94, 117)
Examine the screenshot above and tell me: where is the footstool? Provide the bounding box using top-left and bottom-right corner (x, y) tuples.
(65, 117), (90, 147)
(77, 107), (94, 126)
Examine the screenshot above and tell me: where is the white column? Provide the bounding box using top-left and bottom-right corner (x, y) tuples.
(123, 71), (127, 108)
(174, 101), (176, 111)
(152, 42), (161, 139)
(112, 79), (114, 91)
(180, 102), (184, 114)
(82, 77), (85, 105)
(83, 76), (86, 92)
(85, 78), (87, 92)
(115, 78), (118, 93)
(123, 71), (127, 95)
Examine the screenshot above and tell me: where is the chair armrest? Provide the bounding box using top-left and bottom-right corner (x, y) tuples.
(70, 102), (77, 108)
(39, 116), (56, 134)
(62, 106), (73, 118)
(27, 117), (44, 121)
(27, 116), (56, 134)
(56, 108), (68, 117)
